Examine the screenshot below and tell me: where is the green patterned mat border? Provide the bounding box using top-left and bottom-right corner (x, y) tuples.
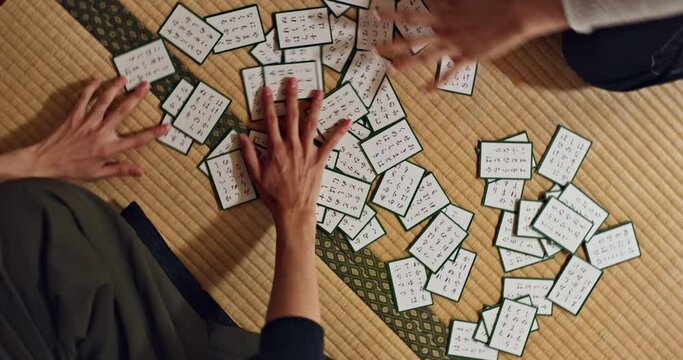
(57, 1), (450, 358)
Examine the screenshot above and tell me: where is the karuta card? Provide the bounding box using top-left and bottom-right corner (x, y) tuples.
(318, 83), (368, 139)
(408, 212), (468, 272)
(113, 39), (175, 91)
(481, 306), (500, 337)
(540, 238), (563, 257)
(356, 0), (394, 50)
(426, 248), (476, 301)
(436, 56), (477, 95)
(284, 46), (324, 87)
(399, 173), (450, 230)
(348, 217), (386, 251)
(158, 4), (221, 64)
(498, 248), (551, 273)
(335, 0), (370, 8)
(338, 204), (376, 239)
(447, 320), (498, 360)
(206, 5), (265, 53)
(324, 0), (351, 17)
(366, 77), (406, 131)
(503, 277), (554, 316)
(499, 131), (537, 169)
(482, 179), (524, 211)
(495, 211), (545, 258)
(585, 222), (641, 269)
(173, 82), (231, 143)
(318, 208), (345, 233)
(157, 114), (193, 154)
(206, 150), (257, 209)
(334, 133), (376, 182)
(198, 130), (241, 176)
(547, 255), (603, 315)
(274, 7), (333, 49)
(316, 204), (327, 223)
(473, 317), (490, 343)
(558, 183), (609, 242)
(322, 14), (356, 72)
(537, 125), (592, 185)
(340, 50), (390, 106)
(250, 28), (282, 65)
(162, 79), (194, 116)
(442, 204), (475, 232)
(478, 141), (533, 180)
(317, 169), (372, 218)
(395, 0), (434, 53)
(372, 161), (425, 216)
(348, 121), (372, 140)
(487, 299), (537, 356)
(361, 119), (422, 174)
(241, 66), (285, 121)
(247, 130), (269, 148)
(388, 257), (433, 312)
(514, 296), (540, 331)
(263, 61), (322, 101)
(516, 200), (545, 238)
(531, 197), (593, 254)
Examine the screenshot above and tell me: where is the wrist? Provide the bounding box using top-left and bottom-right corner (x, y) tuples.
(0, 145), (41, 182)
(273, 208), (317, 244)
(515, 0), (569, 37)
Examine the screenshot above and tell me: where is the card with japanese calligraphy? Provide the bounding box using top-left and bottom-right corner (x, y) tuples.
(360, 119), (422, 174)
(241, 66), (286, 122)
(372, 161), (425, 216)
(318, 83), (368, 139)
(473, 316), (490, 343)
(409, 212), (468, 272)
(263, 61), (322, 101)
(547, 255), (603, 315)
(484, 132), (537, 180)
(536, 125), (592, 185)
(388, 257), (433, 312)
(317, 208), (345, 233)
(495, 211), (545, 258)
(206, 150), (257, 210)
(516, 200), (545, 238)
(161, 79), (194, 116)
(557, 183), (609, 242)
(316, 204), (327, 223)
(366, 76), (406, 131)
(436, 56), (477, 96)
(113, 39), (175, 91)
(157, 114), (193, 155)
(514, 296), (540, 331)
(447, 320), (499, 360)
(356, 0), (394, 50)
(487, 298), (537, 356)
(399, 173), (450, 230)
(531, 197), (593, 254)
(585, 222), (641, 269)
(540, 238), (563, 257)
(482, 179), (524, 211)
(348, 121), (372, 140)
(284, 46), (325, 88)
(395, 0), (434, 53)
(503, 277), (554, 316)
(324, 0), (351, 17)
(326, 150), (339, 169)
(317, 169), (372, 218)
(426, 248), (476, 301)
(159, 4), (221, 64)
(250, 28), (283, 65)
(247, 130), (268, 149)
(340, 50), (390, 106)
(206, 5), (265, 53)
(334, 132), (377, 182)
(173, 81), (231, 143)
(274, 7), (333, 50)
(334, 0), (370, 9)
(442, 204), (475, 232)
(498, 247), (553, 273)
(322, 14), (356, 72)
(478, 141), (533, 180)
(348, 217), (386, 251)
(338, 204), (376, 238)
(198, 130), (241, 176)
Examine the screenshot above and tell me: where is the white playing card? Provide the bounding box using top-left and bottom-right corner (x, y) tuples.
(339, 204), (376, 239)
(157, 114), (193, 154)
(487, 299), (537, 356)
(498, 248), (552, 273)
(356, 0), (394, 50)
(388, 257), (432, 312)
(395, 0), (434, 53)
(334, 133), (376, 182)
(159, 4), (221, 64)
(426, 248), (476, 301)
(503, 277), (554, 316)
(324, 0), (351, 17)
(250, 28), (283, 65)
(557, 183), (609, 242)
(318, 83), (368, 139)
(585, 222), (640, 269)
(206, 5), (265, 53)
(340, 50), (390, 107)
(274, 7), (333, 49)
(326, 150), (339, 169)
(173, 82), (231, 143)
(409, 212), (468, 272)
(360, 119), (422, 174)
(399, 173), (450, 230)
(447, 320), (499, 360)
(479, 141), (533, 180)
(540, 238), (563, 257)
(318, 208), (345, 233)
(547, 255), (603, 315)
(348, 217), (386, 251)
(322, 14), (356, 72)
(348, 121), (372, 140)
(366, 77), (406, 131)
(113, 39), (175, 91)
(442, 204), (475, 232)
(198, 130), (241, 176)
(482, 179), (524, 211)
(531, 197), (593, 254)
(284, 46), (324, 88)
(372, 161), (425, 216)
(263, 61), (322, 101)
(206, 150), (257, 209)
(516, 200), (545, 238)
(537, 125), (592, 186)
(495, 211), (545, 258)
(436, 56), (477, 95)
(317, 169), (372, 218)
(161, 79), (194, 116)
(335, 0), (370, 8)
(241, 66), (286, 121)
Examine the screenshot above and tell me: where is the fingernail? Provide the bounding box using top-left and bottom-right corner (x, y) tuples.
(371, 9), (380, 20)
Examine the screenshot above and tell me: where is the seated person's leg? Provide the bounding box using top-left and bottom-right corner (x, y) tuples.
(563, 14), (683, 91)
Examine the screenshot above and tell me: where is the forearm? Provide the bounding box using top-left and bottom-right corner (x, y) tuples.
(563, 0), (683, 33)
(266, 211), (321, 323)
(0, 145), (38, 182)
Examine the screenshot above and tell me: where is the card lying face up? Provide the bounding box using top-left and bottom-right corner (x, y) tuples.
(206, 150), (257, 210)
(478, 141), (533, 179)
(317, 169), (372, 218)
(408, 212), (468, 272)
(274, 7), (333, 49)
(159, 4), (221, 64)
(263, 61), (322, 101)
(206, 5), (265, 53)
(388, 257), (432, 312)
(173, 82), (231, 143)
(537, 125), (592, 185)
(547, 255), (603, 315)
(113, 39), (175, 91)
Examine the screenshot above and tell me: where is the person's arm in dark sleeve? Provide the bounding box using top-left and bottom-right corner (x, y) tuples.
(258, 317), (324, 360)
(563, 0), (683, 33)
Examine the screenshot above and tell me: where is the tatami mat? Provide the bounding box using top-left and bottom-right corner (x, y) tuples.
(0, 1), (681, 359)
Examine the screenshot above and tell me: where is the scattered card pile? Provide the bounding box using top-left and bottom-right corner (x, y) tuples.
(446, 125), (641, 358)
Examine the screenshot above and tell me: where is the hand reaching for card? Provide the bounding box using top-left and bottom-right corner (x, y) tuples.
(240, 78), (351, 228)
(375, 0), (568, 88)
(0, 76), (169, 183)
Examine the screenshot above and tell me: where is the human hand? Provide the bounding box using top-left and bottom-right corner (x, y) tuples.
(240, 78), (351, 229)
(1, 76), (169, 183)
(375, 0), (568, 88)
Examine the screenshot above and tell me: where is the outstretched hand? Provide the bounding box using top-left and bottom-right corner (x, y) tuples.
(375, 0), (568, 88)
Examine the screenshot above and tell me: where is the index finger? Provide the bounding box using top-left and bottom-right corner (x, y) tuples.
(262, 86), (284, 148)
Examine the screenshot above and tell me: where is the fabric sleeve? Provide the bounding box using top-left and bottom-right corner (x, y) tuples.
(562, 0), (683, 33)
(258, 317), (324, 360)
